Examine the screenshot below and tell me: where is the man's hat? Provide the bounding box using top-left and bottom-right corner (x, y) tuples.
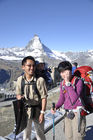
(36, 58), (45, 64)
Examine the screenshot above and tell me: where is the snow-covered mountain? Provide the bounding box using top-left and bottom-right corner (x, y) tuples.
(0, 35), (70, 61)
(0, 35), (93, 67)
(0, 35), (93, 87)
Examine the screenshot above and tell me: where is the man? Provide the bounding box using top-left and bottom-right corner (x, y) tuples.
(51, 61), (86, 140)
(35, 58), (52, 88)
(36, 58), (45, 71)
(72, 62), (78, 75)
(16, 56), (47, 140)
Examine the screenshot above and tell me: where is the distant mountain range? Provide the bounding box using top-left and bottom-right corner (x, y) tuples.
(0, 35), (93, 87)
(0, 35), (93, 67)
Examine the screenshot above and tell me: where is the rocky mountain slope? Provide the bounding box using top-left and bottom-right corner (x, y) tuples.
(0, 59), (22, 88)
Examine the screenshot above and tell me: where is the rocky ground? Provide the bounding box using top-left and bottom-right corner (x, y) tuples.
(0, 106), (15, 136)
(45, 113), (93, 140)
(0, 88), (93, 140)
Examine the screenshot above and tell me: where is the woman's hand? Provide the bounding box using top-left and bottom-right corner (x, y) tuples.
(51, 108), (56, 114)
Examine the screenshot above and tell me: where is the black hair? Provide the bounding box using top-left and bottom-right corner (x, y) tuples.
(72, 62), (78, 67)
(58, 61), (72, 73)
(22, 56), (36, 66)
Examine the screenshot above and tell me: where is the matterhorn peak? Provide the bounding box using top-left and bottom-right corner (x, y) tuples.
(33, 34), (40, 41)
(25, 34), (43, 50)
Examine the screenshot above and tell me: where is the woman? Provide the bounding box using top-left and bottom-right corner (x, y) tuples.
(51, 61), (86, 140)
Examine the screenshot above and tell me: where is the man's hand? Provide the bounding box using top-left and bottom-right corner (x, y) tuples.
(39, 98), (47, 124)
(39, 113), (44, 124)
(16, 95), (24, 100)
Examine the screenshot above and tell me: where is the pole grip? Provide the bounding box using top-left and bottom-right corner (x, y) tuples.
(52, 102), (55, 110)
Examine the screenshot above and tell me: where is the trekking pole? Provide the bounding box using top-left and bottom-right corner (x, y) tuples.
(52, 102), (55, 140)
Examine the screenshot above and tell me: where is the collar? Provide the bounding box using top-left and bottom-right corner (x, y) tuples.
(62, 75), (75, 86)
(22, 74), (36, 83)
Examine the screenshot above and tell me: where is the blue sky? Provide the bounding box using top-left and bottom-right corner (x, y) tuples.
(0, 0), (93, 52)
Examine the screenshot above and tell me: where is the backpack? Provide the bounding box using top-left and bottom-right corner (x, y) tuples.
(21, 76), (41, 107)
(73, 66), (93, 115)
(35, 69), (52, 86)
(43, 70), (52, 85)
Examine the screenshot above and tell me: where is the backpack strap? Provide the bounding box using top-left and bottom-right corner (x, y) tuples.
(61, 76), (78, 90)
(71, 77), (87, 107)
(61, 80), (65, 91)
(21, 76), (41, 99)
(61, 76), (81, 106)
(61, 79), (75, 106)
(90, 84), (93, 93)
(34, 78), (41, 99)
(71, 76), (79, 88)
(21, 76), (25, 95)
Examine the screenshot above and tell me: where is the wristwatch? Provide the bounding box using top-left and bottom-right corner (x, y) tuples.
(40, 110), (45, 114)
(65, 82), (71, 86)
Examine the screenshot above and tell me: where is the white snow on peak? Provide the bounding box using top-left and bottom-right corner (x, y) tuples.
(52, 50), (71, 61)
(0, 55), (22, 60)
(26, 35), (43, 50)
(0, 34), (54, 60)
(0, 35), (93, 63)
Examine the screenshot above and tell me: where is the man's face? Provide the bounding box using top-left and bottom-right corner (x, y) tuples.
(22, 59), (35, 76)
(37, 63), (45, 71)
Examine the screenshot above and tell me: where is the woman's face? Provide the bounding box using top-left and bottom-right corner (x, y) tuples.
(60, 70), (72, 80)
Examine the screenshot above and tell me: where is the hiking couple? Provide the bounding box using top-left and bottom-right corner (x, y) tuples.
(16, 56), (86, 140)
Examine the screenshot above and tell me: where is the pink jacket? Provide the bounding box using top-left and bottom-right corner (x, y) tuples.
(56, 78), (83, 110)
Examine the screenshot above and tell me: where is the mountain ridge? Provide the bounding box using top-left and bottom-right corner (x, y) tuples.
(0, 35), (93, 88)
(0, 35), (93, 66)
